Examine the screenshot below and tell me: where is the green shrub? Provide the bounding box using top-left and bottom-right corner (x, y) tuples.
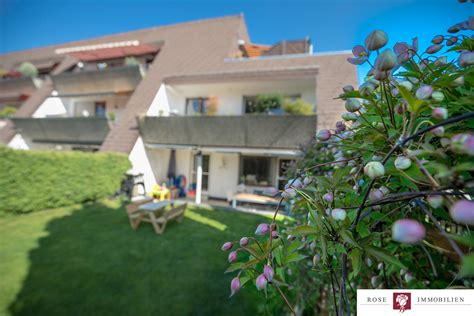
(254, 93), (284, 113)
(283, 98), (314, 115)
(0, 106), (17, 119)
(17, 62), (38, 78)
(0, 147), (130, 214)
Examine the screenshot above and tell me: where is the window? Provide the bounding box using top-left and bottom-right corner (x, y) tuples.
(186, 98), (209, 115)
(240, 156), (274, 187)
(94, 102), (106, 118)
(192, 154), (209, 191)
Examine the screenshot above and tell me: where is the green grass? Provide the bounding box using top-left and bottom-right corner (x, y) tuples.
(0, 200), (275, 316)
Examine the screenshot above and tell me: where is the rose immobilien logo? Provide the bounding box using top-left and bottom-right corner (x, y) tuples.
(393, 292), (411, 313)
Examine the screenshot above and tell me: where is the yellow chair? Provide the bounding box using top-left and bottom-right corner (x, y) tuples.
(150, 183), (171, 201)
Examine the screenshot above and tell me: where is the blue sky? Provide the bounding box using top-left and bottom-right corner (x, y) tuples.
(0, 0), (469, 78)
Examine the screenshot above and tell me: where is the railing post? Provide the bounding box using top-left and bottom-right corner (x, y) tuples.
(195, 152), (203, 204)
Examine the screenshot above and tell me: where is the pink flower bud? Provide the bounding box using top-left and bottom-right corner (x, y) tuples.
(323, 192), (334, 203)
(375, 49), (397, 71)
(287, 235), (296, 241)
(432, 107), (448, 120)
(263, 265), (274, 281)
(341, 112), (358, 121)
(255, 223), (270, 235)
(281, 188), (297, 199)
(365, 30), (388, 51)
(394, 156), (412, 170)
(431, 35), (444, 45)
(427, 195), (443, 208)
(364, 161), (385, 179)
(239, 237), (249, 247)
(426, 44), (443, 54)
(431, 91), (444, 102)
(313, 254), (321, 265)
(440, 137), (450, 147)
(256, 274), (268, 290)
(332, 208), (347, 221)
(359, 82), (376, 96)
(431, 126), (445, 137)
(345, 98), (361, 112)
(392, 219), (426, 244)
(446, 37), (458, 46)
(450, 200), (474, 225)
(316, 129), (331, 141)
(286, 178), (303, 189)
(379, 186), (390, 195)
(230, 277), (241, 297)
(459, 52), (474, 67)
(228, 251), (238, 263)
(270, 223), (277, 231)
(451, 133), (474, 156)
(221, 241), (233, 251)
(369, 189), (384, 202)
(343, 85), (354, 93)
(271, 231), (279, 239)
(415, 85), (433, 100)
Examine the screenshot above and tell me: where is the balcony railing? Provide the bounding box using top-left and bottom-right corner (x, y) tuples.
(11, 117), (110, 145)
(137, 114), (316, 150)
(51, 65), (144, 95)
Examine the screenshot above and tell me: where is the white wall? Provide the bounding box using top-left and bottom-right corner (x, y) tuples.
(208, 153), (239, 199)
(146, 84), (171, 116)
(128, 137), (157, 192)
(33, 97), (68, 118)
(145, 79), (316, 116)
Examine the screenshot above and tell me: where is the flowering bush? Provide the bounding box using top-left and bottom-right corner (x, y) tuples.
(221, 8), (474, 315)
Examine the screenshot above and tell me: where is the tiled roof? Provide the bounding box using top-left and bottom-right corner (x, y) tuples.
(0, 15), (358, 153)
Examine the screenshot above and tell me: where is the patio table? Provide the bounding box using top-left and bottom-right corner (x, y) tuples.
(231, 192), (279, 208)
(135, 200), (186, 234)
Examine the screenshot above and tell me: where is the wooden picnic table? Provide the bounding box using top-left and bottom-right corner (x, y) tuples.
(126, 200), (187, 235)
(231, 192), (279, 208)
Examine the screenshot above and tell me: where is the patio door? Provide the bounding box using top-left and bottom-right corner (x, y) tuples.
(192, 154), (209, 191)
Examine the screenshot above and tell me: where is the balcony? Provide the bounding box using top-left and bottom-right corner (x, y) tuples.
(11, 117), (110, 145)
(137, 115), (316, 150)
(51, 65), (144, 96)
(0, 77), (40, 99)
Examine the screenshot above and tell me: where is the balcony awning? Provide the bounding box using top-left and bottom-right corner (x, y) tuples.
(11, 117), (110, 145)
(138, 115), (316, 151)
(69, 44), (159, 62)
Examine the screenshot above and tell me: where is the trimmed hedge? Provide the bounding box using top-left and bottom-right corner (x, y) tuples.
(0, 147), (130, 213)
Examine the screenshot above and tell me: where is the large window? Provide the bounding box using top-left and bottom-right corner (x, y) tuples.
(186, 97), (209, 115)
(240, 156), (274, 187)
(192, 154), (209, 191)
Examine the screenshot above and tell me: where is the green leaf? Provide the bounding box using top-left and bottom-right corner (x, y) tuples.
(357, 221), (370, 238)
(288, 225), (318, 236)
(286, 241), (303, 254)
(225, 262), (244, 273)
(284, 252), (308, 264)
(460, 254), (474, 277)
(447, 233), (474, 247)
(340, 230), (361, 249)
(397, 84), (416, 112)
(365, 246), (406, 270)
(350, 248), (362, 275)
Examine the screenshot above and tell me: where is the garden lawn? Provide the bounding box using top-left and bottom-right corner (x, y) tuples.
(0, 200), (273, 316)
